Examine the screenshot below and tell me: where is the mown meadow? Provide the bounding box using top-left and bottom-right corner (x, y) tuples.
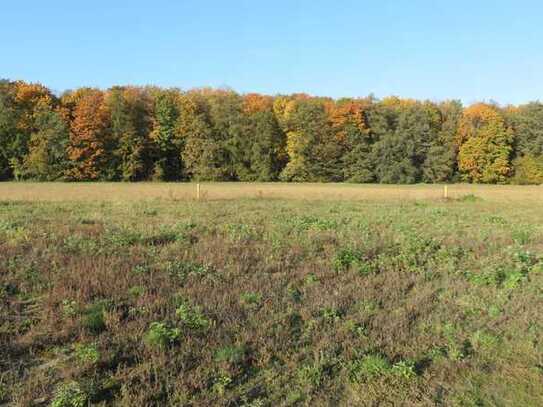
(1, 184), (542, 406)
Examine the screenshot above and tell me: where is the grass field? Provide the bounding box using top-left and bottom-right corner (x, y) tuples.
(1, 183), (543, 406)
(1, 182), (542, 203)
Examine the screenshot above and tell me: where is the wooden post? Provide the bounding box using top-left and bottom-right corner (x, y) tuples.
(443, 185), (448, 199)
(196, 183), (200, 201)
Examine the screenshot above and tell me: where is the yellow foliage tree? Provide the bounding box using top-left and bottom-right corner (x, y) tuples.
(457, 103), (513, 183)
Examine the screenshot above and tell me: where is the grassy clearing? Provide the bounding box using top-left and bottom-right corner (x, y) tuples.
(1, 184), (543, 405)
(0, 182), (542, 203)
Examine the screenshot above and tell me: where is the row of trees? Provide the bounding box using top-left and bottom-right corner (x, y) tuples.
(1, 79), (542, 184)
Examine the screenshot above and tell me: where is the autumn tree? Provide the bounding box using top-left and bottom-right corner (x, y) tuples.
(457, 103), (513, 183)
(66, 89), (111, 180)
(332, 98), (373, 182)
(2, 79), (541, 185)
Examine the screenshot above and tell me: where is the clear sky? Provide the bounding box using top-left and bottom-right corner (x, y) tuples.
(2, 0), (542, 105)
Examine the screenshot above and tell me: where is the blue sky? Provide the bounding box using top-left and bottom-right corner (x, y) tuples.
(2, 0), (542, 104)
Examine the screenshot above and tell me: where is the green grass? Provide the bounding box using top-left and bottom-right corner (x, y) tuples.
(1, 191), (543, 405)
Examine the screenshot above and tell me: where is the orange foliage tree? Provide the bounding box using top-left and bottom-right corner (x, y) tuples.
(66, 90), (111, 180)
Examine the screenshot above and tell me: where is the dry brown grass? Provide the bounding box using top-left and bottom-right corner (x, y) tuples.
(1, 186), (542, 405)
(0, 182), (541, 203)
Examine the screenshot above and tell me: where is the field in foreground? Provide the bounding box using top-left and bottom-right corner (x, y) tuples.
(1, 184), (543, 406)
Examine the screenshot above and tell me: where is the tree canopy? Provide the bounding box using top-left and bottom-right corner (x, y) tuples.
(1, 79), (542, 184)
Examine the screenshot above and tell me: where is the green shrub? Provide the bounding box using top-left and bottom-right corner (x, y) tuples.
(164, 260), (211, 280)
(128, 285), (145, 298)
(212, 372), (233, 395)
(467, 249), (540, 289)
(333, 248), (362, 271)
(344, 319), (367, 336)
(214, 345), (246, 365)
(131, 264), (150, 274)
(225, 223), (256, 241)
(304, 273), (319, 285)
(176, 302), (211, 330)
(348, 355), (416, 382)
(503, 270), (527, 289)
(142, 230), (179, 246)
(74, 343), (100, 364)
(82, 303), (106, 334)
(442, 323), (471, 361)
(240, 292), (262, 307)
(333, 247), (377, 275)
(297, 364), (323, 388)
(456, 194), (482, 202)
(144, 322), (181, 349)
(486, 215), (507, 225)
(291, 215), (338, 232)
(348, 354), (391, 382)
(51, 382), (88, 407)
(391, 360), (416, 379)
(512, 227), (534, 244)
(471, 330), (500, 351)
(287, 285), (302, 302)
(62, 234), (98, 254)
(104, 227), (142, 247)
(61, 299), (78, 317)
(396, 233), (442, 271)
(321, 307), (342, 323)
(0, 383), (7, 403)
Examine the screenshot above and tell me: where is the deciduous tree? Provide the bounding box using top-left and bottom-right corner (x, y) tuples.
(150, 88), (183, 180)
(66, 90), (111, 180)
(21, 109), (69, 180)
(107, 86), (153, 181)
(457, 103), (513, 183)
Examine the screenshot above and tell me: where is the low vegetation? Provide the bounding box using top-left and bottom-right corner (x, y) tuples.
(1, 186), (543, 405)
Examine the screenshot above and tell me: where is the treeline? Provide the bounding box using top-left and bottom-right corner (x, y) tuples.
(1, 79), (543, 184)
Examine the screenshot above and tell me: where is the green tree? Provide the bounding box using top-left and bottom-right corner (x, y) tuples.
(107, 87), (153, 181)
(249, 110), (286, 180)
(150, 89), (183, 180)
(280, 98), (340, 182)
(179, 92), (222, 180)
(227, 94), (286, 181)
(0, 80), (18, 179)
(336, 98), (374, 183)
(510, 102), (543, 157)
(0, 80), (56, 179)
(421, 100), (463, 182)
(21, 109), (69, 180)
(371, 100), (440, 184)
(512, 154), (543, 184)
